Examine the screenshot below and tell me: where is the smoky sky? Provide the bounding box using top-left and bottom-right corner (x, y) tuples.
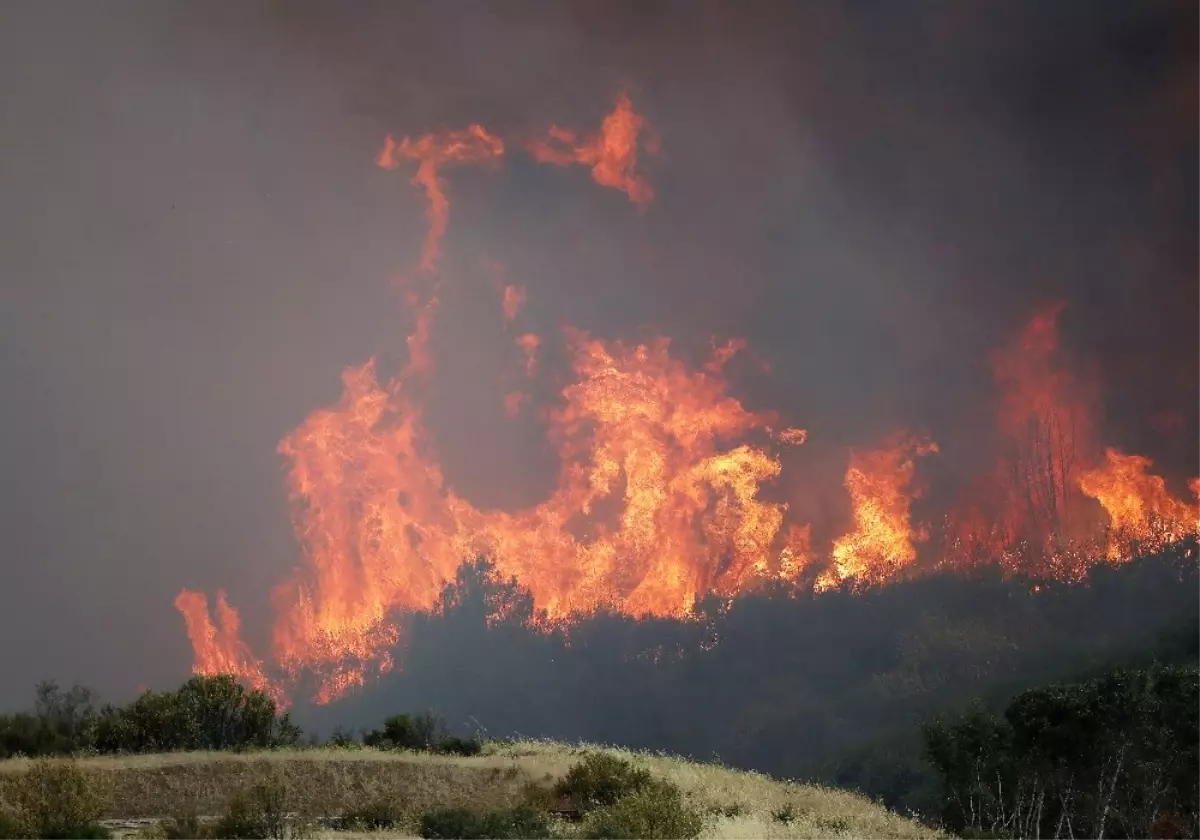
(0, 0), (1195, 707)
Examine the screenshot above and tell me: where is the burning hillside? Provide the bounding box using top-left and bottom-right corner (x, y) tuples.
(174, 94), (1198, 705)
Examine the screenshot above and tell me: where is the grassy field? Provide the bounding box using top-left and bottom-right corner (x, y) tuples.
(0, 741), (943, 839)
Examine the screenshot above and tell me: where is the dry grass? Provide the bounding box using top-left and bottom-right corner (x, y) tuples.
(0, 741), (944, 839)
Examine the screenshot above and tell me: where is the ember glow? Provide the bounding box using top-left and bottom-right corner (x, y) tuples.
(175, 93), (1198, 704)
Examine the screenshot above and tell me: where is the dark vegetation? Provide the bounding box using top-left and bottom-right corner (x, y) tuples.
(0, 675), (300, 758)
(924, 666), (1198, 839)
(318, 540), (1199, 822)
(0, 677), (482, 762)
(362, 712), (482, 756)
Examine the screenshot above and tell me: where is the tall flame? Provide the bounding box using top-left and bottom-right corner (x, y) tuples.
(945, 302), (1102, 575)
(821, 434), (940, 589)
(174, 590), (282, 704)
(376, 125), (505, 272)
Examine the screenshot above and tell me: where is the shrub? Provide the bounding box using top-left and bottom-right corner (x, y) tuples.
(212, 780), (312, 840)
(158, 811), (210, 839)
(363, 712), (480, 755)
(0, 810), (24, 840)
(582, 778), (704, 840)
(772, 803), (798, 824)
(364, 714), (417, 750)
(44, 824), (112, 839)
(708, 802), (745, 818)
(815, 815), (851, 834)
(418, 806), (475, 839)
(325, 727), (359, 749)
(337, 798), (403, 831)
(418, 805), (552, 839)
(553, 753), (654, 812)
(9, 759), (111, 840)
(435, 734), (482, 756)
(519, 781), (560, 811)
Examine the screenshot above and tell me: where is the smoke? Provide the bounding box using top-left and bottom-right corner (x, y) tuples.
(0, 0), (1194, 706)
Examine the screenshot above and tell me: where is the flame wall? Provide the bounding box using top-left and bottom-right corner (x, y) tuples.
(175, 94), (1199, 705)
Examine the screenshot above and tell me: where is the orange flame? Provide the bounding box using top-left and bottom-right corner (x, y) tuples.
(376, 125), (505, 272)
(528, 92), (657, 207)
(230, 328), (805, 699)
(174, 94), (1198, 703)
(988, 301), (1098, 546)
(501, 284), (526, 322)
(945, 303), (1100, 574)
(173, 590), (283, 705)
(820, 434), (940, 589)
(1078, 448), (1200, 559)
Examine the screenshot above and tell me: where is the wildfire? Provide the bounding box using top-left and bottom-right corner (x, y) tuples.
(944, 303), (1097, 575)
(501, 284), (526, 322)
(174, 92), (1198, 704)
(527, 91), (658, 207)
(1078, 448), (1200, 559)
(174, 590), (282, 705)
(375, 125), (505, 272)
(821, 434), (940, 590)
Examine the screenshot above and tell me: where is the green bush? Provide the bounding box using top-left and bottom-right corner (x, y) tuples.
(553, 753), (654, 812)
(363, 712), (481, 756)
(158, 811), (209, 839)
(364, 712), (447, 750)
(417, 806), (474, 839)
(0, 809), (24, 840)
(582, 778), (704, 840)
(418, 805), (552, 839)
(43, 824), (112, 839)
(9, 759), (111, 840)
(211, 780), (311, 840)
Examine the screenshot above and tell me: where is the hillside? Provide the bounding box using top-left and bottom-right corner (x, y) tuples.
(0, 741), (942, 839)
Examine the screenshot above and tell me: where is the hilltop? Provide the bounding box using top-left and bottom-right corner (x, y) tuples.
(0, 741), (942, 839)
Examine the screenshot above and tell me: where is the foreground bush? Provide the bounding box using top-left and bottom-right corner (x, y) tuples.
(3, 760), (111, 839)
(582, 777), (705, 840)
(553, 753), (654, 812)
(418, 805), (552, 839)
(206, 779), (312, 840)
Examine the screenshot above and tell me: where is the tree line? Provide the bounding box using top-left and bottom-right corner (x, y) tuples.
(0, 674), (301, 758)
(923, 665), (1198, 839)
